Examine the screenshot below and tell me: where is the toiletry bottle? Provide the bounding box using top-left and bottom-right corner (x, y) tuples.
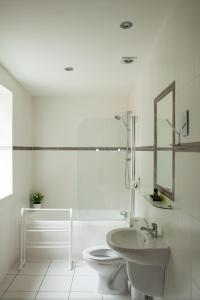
(153, 188), (162, 201)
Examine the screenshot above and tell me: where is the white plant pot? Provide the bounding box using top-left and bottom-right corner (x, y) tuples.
(33, 203), (42, 209)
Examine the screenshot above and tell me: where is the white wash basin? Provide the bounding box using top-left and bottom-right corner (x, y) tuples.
(106, 226), (170, 297)
(106, 227), (169, 267)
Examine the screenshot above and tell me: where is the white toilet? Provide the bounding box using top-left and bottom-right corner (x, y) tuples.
(83, 245), (128, 295)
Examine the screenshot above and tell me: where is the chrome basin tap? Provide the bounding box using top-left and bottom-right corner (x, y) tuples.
(140, 223), (158, 238)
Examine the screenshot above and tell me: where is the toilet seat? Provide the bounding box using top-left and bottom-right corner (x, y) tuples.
(83, 245), (123, 263)
(83, 245), (128, 295)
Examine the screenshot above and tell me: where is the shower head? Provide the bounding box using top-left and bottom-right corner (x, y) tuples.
(114, 114), (128, 127)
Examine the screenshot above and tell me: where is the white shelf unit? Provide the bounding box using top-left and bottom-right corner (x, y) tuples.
(20, 208), (73, 270)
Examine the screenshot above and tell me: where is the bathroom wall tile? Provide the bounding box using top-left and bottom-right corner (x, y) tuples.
(2, 291), (36, 300)
(8, 275), (44, 292)
(39, 275), (72, 292)
(32, 151), (78, 209)
(158, 207), (192, 299)
(33, 96), (129, 147)
(135, 181), (193, 300)
(71, 275), (98, 292)
(166, 19), (180, 90)
(163, 208), (192, 259)
(135, 151), (154, 195)
(194, 34), (200, 79)
(135, 90), (154, 146)
(194, 0), (200, 78)
(19, 263), (49, 276)
(33, 150), (129, 212)
(164, 252), (191, 300)
(36, 292), (69, 299)
(175, 153), (200, 221)
(191, 219), (200, 287)
(192, 282), (200, 300)
(176, 1), (196, 88)
(176, 77), (200, 143)
(32, 94), (129, 213)
(130, 1), (200, 300)
(77, 151), (129, 210)
(160, 0), (196, 91)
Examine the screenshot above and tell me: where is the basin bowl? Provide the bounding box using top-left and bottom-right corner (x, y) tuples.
(106, 226), (170, 297)
(106, 227), (169, 267)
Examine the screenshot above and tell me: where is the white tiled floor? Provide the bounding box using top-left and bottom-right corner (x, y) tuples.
(2, 292), (37, 300)
(39, 276), (72, 292)
(71, 275), (98, 292)
(0, 260), (131, 300)
(8, 275), (44, 292)
(19, 263), (49, 276)
(0, 276), (15, 293)
(46, 263), (74, 276)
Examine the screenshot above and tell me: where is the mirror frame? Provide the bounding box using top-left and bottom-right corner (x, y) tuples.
(154, 81), (175, 200)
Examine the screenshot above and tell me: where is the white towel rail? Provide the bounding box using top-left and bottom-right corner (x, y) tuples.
(20, 208), (73, 270)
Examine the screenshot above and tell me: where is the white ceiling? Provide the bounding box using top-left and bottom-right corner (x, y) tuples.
(0, 0), (173, 97)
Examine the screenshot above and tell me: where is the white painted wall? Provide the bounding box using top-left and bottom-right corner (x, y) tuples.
(130, 1), (200, 299)
(0, 65), (32, 280)
(32, 96), (130, 210)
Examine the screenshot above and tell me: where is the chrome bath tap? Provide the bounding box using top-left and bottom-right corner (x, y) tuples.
(140, 223), (158, 238)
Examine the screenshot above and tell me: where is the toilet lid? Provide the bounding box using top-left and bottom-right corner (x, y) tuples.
(83, 245), (122, 262)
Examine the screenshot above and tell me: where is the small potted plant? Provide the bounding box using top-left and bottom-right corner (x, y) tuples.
(31, 192), (44, 209)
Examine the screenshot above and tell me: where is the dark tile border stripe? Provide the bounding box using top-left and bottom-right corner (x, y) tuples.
(174, 142), (200, 152)
(13, 142), (200, 152)
(136, 143), (200, 152)
(13, 146), (127, 151)
(136, 146), (154, 151)
(13, 146), (33, 150)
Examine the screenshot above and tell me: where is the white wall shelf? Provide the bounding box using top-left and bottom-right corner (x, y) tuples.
(143, 194), (173, 209)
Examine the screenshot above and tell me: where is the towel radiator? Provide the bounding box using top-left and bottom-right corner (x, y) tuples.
(20, 208), (73, 270)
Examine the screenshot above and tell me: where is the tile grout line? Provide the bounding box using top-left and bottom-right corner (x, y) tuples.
(68, 260), (103, 300)
(34, 258), (52, 300)
(68, 260), (77, 300)
(0, 270), (19, 300)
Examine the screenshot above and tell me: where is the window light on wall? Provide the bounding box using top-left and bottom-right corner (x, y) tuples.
(0, 84), (13, 200)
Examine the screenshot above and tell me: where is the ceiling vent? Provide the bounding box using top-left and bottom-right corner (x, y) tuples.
(120, 21), (133, 29)
(64, 67), (74, 71)
(121, 57), (137, 64)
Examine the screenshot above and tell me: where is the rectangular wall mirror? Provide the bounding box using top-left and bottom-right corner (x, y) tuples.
(154, 81), (175, 200)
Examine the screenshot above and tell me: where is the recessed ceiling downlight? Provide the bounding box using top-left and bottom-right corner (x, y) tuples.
(120, 21), (133, 29)
(121, 57), (137, 64)
(64, 67), (74, 71)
